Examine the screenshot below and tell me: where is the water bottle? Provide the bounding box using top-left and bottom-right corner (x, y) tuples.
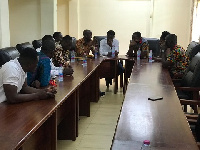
(83, 53), (87, 67)
(71, 50), (75, 62)
(149, 50), (152, 63)
(58, 64), (63, 82)
(141, 140), (151, 150)
(94, 47), (98, 59)
(111, 45), (115, 57)
(137, 48), (141, 60)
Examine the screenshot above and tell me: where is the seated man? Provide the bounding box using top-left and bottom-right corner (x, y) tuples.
(27, 40), (55, 88)
(154, 31), (170, 62)
(76, 29), (95, 57)
(52, 35), (74, 75)
(0, 47), (56, 104)
(162, 34), (189, 78)
(99, 30), (119, 57)
(127, 32), (149, 59)
(53, 32), (63, 48)
(99, 30), (123, 88)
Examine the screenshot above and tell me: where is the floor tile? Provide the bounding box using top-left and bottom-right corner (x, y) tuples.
(78, 134), (113, 149)
(85, 123), (116, 136)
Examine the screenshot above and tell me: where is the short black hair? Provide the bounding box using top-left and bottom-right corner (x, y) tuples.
(165, 34), (177, 49)
(62, 35), (72, 42)
(41, 40), (55, 52)
(160, 31), (170, 41)
(19, 47), (38, 63)
(83, 30), (92, 36)
(53, 32), (62, 39)
(42, 35), (54, 43)
(107, 30), (115, 36)
(133, 32), (141, 38)
(32, 40), (42, 49)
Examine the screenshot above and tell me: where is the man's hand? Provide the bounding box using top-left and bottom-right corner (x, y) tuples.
(107, 52), (112, 57)
(115, 51), (119, 56)
(130, 40), (137, 46)
(45, 86), (57, 94)
(36, 90), (55, 100)
(107, 39), (113, 47)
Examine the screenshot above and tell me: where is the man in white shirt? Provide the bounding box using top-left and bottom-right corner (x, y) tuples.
(99, 30), (119, 56)
(99, 30), (123, 88)
(0, 47), (56, 103)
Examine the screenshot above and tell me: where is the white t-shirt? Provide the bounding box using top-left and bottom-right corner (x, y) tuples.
(99, 38), (119, 56)
(0, 58), (26, 103)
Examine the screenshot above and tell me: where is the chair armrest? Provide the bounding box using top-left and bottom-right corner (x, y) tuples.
(188, 118), (197, 125)
(175, 86), (200, 92)
(172, 79), (182, 84)
(180, 99), (200, 105)
(197, 142), (200, 149)
(185, 114), (199, 120)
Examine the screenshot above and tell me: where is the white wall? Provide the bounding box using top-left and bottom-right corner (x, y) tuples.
(9, 0), (41, 46)
(152, 0), (193, 49)
(77, 0), (151, 55)
(40, 0), (57, 37)
(69, 0), (79, 38)
(0, 0), (10, 48)
(57, 0), (69, 35)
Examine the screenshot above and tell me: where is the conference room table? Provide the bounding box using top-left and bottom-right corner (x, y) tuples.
(0, 55), (133, 150)
(111, 59), (199, 149)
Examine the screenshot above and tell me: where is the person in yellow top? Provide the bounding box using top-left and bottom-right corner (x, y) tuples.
(76, 30), (95, 57)
(127, 32), (149, 59)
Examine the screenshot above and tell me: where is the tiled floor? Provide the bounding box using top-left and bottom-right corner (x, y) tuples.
(57, 79), (124, 150)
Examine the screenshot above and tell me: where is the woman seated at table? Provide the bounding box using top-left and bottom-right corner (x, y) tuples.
(162, 34), (189, 78)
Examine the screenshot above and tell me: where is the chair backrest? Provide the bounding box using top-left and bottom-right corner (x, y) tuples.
(186, 41), (199, 60)
(181, 52), (200, 87)
(144, 38), (160, 57)
(93, 36), (106, 48)
(0, 47), (19, 67)
(70, 37), (76, 51)
(16, 42), (34, 53)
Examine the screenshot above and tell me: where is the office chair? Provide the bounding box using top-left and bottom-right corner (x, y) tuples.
(174, 52), (200, 113)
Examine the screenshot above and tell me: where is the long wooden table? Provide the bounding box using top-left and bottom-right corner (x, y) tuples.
(111, 59), (199, 149)
(0, 56), (133, 150)
(0, 58), (103, 150)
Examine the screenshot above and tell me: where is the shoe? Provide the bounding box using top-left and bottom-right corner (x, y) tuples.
(100, 92), (105, 97)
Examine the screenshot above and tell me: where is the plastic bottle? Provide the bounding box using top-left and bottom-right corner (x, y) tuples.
(94, 47), (98, 59)
(111, 45), (115, 57)
(58, 64), (63, 82)
(141, 140), (151, 150)
(137, 48), (141, 60)
(149, 50), (152, 63)
(83, 53), (87, 67)
(71, 50), (75, 62)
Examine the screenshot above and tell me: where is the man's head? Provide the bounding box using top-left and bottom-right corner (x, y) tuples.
(107, 30), (115, 41)
(160, 31), (170, 45)
(83, 30), (92, 42)
(42, 35), (54, 43)
(61, 35), (72, 50)
(165, 34), (177, 49)
(53, 32), (63, 42)
(18, 47), (38, 73)
(32, 40), (42, 50)
(132, 32), (141, 44)
(41, 40), (55, 58)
